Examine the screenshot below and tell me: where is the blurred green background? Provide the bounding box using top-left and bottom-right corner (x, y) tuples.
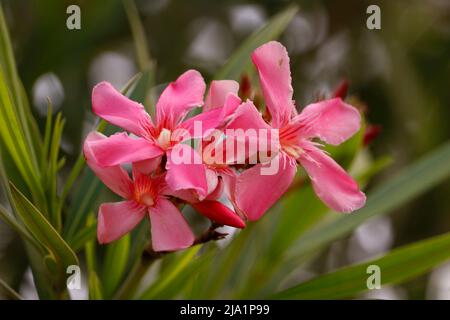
(0, 0), (449, 299)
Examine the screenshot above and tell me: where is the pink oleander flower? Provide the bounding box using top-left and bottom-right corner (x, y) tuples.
(234, 41), (366, 220)
(84, 73), (248, 240)
(83, 132), (194, 251)
(166, 79), (241, 203)
(170, 80), (275, 227)
(85, 69), (231, 200)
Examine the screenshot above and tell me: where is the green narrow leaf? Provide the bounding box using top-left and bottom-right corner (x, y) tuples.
(9, 182), (78, 270)
(20, 81), (42, 158)
(139, 246), (201, 299)
(0, 5), (40, 167)
(128, 69), (154, 115)
(123, 0), (155, 113)
(63, 74), (150, 241)
(23, 243), (57, 299)
(285, 141), (450, 264)
(102, 235), (130, 298)
(214, 4), (298, 80)
(48, 112), (65, 229)
(0, 67), (40, 191)
(123, 0), (152, 70)
(85, 215), (98, 273)
(40, 101), (53, 172)
(0, 276), (23, 300)
(165, 248), (216, 299)
(84, 214), (103, 300)
(113, 220), (151, 299)
(63, 171), (102, 242)
(272, 155), (391, 257)
(88, 271), (103, 300)
(200, 228), (255, 298)
(234, 154), (392, 299)
(272, 231), (450, 299)
(57, 151), (85, 218)
(58, 120), (108, 220)
(69, 223), (97, 252)
(0, 203), (45, 253)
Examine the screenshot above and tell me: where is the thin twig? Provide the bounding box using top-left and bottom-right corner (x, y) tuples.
(143, 222), (226, 258)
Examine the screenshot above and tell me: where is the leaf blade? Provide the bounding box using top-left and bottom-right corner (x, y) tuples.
(285, 141), (450, 264)
(214, 4), (298, 80)
(9, 182), (78, 270)
(273, 231), (450, 299)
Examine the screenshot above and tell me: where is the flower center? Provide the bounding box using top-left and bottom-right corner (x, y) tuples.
(202, 141), (228, 168)
(279, 124), (304, 158)
(133, 174), (157, 207)
(281, 141), (303, 158)
(137, 192), (155, 206)
(157, 128), (172, 150)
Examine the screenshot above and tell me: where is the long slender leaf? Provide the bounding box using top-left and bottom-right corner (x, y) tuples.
(0, 276), (22, 300)
(0, 67), (40, 192)
(84, 214), (103, 299)
(48, 112), (65, 229)
(123, 0), (151, 70)
(40, 101), (53, 172)
(255, 141), (450, 297)
(272, 231), (450, 299)
(123, 0), (155, 112)
(0, 5), (40, 168)
(102, 235), (130, 298)
(214, 4), (298, 80)
(88, 271), (103, 300)
(9, 182), (78, 271)
(139, 246), (201, 299)
(285, 141), (450, 264)
(0, 203), (45, 253)
(63, 75), (144, 241)
(63, 171), (103, 241)
(69, 223), (97, 252)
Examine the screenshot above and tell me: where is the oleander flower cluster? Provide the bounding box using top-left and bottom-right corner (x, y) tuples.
(83, 41), (366, 252)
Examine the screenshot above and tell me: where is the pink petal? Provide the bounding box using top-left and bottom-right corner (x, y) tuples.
(225, 100), (279, 164)
(295, 98), (361, 145)
(97, 201), (146, 244)
(179, 93), (241, 139)
(84, 131), (163, 167)
(220, 170), (237, 201)
(252, 41), (295, 128)
(227, 100), (273, 131)
(165, 166), (223, 202)
(92, 82), (153, 136)
(166, 189), (200, 203)
(149, 198), (195, 252)
(298, 146), (366, 213)
(192, 201), (245, 228)
(83, 132), (133, 198)
(235, 153), (297, 221)
(133, 157), (163, 175)
(166, 144), (208, 199)
(204, 80), (239, 111)
(156, 70), (206, 129)
(205, 168), (219, 196)
(205, 169), (224, 201)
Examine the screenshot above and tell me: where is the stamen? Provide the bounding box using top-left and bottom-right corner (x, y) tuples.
(133, 174), (157, 207)
(157, 128), (172, 150)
